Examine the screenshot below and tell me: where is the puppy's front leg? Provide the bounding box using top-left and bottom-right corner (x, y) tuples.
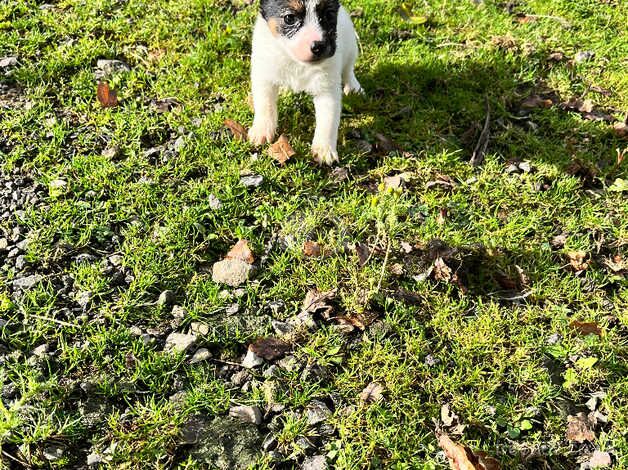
(311, 87), (342, 166)
(248, 81), (278, 146)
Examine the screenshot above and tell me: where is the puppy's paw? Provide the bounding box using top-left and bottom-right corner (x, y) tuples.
(311, 143), (339, 166)
(343, 79), (363, 96)
(248, 121), (276, 146)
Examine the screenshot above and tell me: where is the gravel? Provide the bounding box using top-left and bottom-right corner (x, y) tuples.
(164, 333), (198, 353)
(229, 405), (263, 425)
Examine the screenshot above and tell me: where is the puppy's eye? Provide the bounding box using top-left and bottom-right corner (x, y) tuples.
(283, 14), (297, 25)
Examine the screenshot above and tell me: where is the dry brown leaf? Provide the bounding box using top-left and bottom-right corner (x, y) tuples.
(249, 337), (291, 360)
(360, 382), (384, 403)
(225, 239), (255, 264)
(551, 233), (568, 248)
(433, 257), (453, 281)
(567, 251), (589, 271)
(515, 14), (536, 23)
(97, 82), (118, 108)
(613, 122), (627, 138)
(303, 241), (321, 257)
(566, 413), (596, 443)
(438, 434), (501, 470)
(436, 208), (448, 225)
(521, 95), (553, 109)
(605, 254), (626, 272)
(570, 320), (602, 337)
(337, 311), (378, 331)
(301, 289), (336, 318)
(547, 52), (565, 62)
(355, 243), (370, 267)
(224, 119), (248, 141)
(269, 134), (295, 165)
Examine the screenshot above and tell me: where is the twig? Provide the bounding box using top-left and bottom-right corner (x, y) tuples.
(470, 96), (491, 167)
(26, 313), (79, 328)
(2, 449), (31, 469)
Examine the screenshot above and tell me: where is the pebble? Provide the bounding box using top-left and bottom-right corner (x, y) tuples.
(12, 274), (42, 290)
(190, 321), (209, 336)
(306, 400), (331, 426)
(242, 348), (264, 369)
(0, 56), (18, 68)
(32, 343), (49, 357)
(302, 454), (327, 470)
(229, 405), (262, 425)
(164, 333), (198, 353)
(212, 259), (255, 287)
(43, 445), (64, 461)
(208, 194), (222, 210)
(87, 453), (104, 466)
(240, 174), (264, 187)
(189, 348), (212, 364)
(158, 290), (175, 306)
(262, 434), (278, 451)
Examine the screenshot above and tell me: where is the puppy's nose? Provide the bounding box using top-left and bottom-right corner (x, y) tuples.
(310, 41), (326, 56)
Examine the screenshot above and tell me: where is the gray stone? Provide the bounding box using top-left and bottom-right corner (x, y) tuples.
(231, 369), (251, 386)
(76, 290), (92, 309)
(189, 348), (212, 364)
(158, 290), (175, 306)
(43, 445), (64, 461)
(32, 344), (49, 357)
(306, 400), (331, 426)
(262, 434), (278, 451)
(225, 303), (240, 315)
(190, 417), (262, 469)
(208, 194), (222, 210)
(190, 321), (209, 336)
(212, 259), (255, 287)
(165, 332), (197, 353)
(240, 174), (264, 187)
(242, 348), (264, 369)
(0, 56), (18, 68)
(96, 59), (130, 77)
(12, 274), (42, 289)
(171, 305), (187, 321)
(0, 238), (8, 250)
(87, 452), (104, 466)
(272, 320), (295, 337)
(277, 355), (300, 372)
(302, 454), (327, 470)
(229, 405), (263, 425)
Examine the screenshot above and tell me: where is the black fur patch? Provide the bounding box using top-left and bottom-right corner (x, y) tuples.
(314, 0), (339, 59)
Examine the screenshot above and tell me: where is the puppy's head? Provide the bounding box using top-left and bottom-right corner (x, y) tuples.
(260, 0), (340, 63)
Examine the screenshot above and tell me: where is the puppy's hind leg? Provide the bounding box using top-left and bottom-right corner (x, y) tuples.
(248, 80), (279, 146)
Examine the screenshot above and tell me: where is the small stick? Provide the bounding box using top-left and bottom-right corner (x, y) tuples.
(27, 313), (79, 328)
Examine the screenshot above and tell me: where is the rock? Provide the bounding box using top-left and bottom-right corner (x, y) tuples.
(277, 355), (300, 372)
(208, 194), (222, 210)
(180, 415), (207, 444)
(240, 174), (264, 188)
(575, 51), (595, 63)
(12, 274), (42, 290)
(76, 290), (92, 309)
(87, 452), (104, 466)
(262, 434), (278, 451)
(165, 332), (197, 353)
(302, 455), (327, 470)
(173, 135), (185, 153)
(0, 238), (8, 250)
(212, 259), (255, 287)
(589, 450), (612, 468)
(129, 326), (142, 336)
(32, 343), (49, 357)
(295, 436), (316, 454)
(225, 303), (240, 315)
(306, 400), (331, 426)
(242, 348), (264, 369)
(172, 305), (187, 321)
(0, 56), (18, 68)
(43, 445), (64, 461)
(189, 348), (212, 364)
(190, 417), (262, 469)
(272, 320), (295, 337)
(157, 290), (175, 306)
(190, 321), (210, 336)
(229, 405), (263, 425)
(95, 59), (130, 78)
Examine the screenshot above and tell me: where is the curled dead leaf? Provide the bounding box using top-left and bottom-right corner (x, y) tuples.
(97, 82), (118, 108)
(613, 122), (627, 138)
(566, 413), (596, 443)
(226, 239), (255, 264)
(355, 242), (370, 267)
(269, 134), (295, 165)
(303, 241), (321, 257)
(567, 251), (589, 271)
(438, 434), (501, 470)
(433, 257), (453, 282)
(570, 320), (602, 337)
(360, 382), (384, 403)
(301, 289), (336, 318)
(249, 337), (291, 361)
(224, 119), (248, 141)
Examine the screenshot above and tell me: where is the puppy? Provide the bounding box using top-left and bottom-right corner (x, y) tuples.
(248, 0), (362, 165)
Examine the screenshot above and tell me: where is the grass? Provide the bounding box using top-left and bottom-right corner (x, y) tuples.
(1, 0), (627, 468)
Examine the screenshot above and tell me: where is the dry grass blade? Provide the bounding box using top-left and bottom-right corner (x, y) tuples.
(470, 96), (490, 167)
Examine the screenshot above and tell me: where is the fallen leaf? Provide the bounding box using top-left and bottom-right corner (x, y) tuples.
(374, 133), (400, 154)
(355, 243), (370, 266)
(438, 434), (501, 470)
(515, 14), (536, 23)
(441, 404), (459, 427)
(608, 178), (628, 192)
(433, 257), (453, 282)
(521, 95), (553, 109)
(570, 320), (602, 337)
(336, 311), (378, 331)
(269, 134), (295, 165)
(566, 413), (596, 443)
(151, 97), (180, 113)
(551, 233), (568, 248)
(225, 239), (255, 264)
(301, 289), (336, 318)
(613, 122), (627, 138)
(360, 382), (384, 403)
(604, 254), (625, 272)
(383, 172), (412, 191)
(547, 52), (565, 62)
(426, 174), (457, 190)
(249, 337), (291, 360)
(224, 119), (247, 141)
(436, 208), (448, 225)
(567, 251), (589, 271)
(97, 82), (118, 108)
(303, 241), (321, 257)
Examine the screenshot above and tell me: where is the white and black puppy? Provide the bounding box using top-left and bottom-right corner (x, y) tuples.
(248, 0), (362, 165)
